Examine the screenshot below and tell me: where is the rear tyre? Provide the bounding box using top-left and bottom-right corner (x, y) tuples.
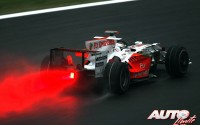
(165, 46), (189, 77)
(104, 62), (130, 95)
(40, 55), (50, 72)
(109, 56), (121, 62)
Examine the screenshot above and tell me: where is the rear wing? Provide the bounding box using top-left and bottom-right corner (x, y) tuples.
(50, 48), (108, 77)
(50, 48), (99, 69)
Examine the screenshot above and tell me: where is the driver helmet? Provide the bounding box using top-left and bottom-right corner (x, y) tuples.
(115, 40), (127, 50)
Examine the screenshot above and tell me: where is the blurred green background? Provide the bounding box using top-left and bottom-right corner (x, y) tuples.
(0, 0), (105, 15)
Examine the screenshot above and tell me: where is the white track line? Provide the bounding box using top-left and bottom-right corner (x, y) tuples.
(0, 0), (137, 20)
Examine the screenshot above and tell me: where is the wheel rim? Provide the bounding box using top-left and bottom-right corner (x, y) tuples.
(179, 51), (189, 73)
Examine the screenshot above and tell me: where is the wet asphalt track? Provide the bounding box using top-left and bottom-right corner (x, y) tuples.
(0, 0), (200, 125)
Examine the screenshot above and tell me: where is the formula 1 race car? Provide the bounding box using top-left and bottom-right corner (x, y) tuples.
(41, 31), (191, 94)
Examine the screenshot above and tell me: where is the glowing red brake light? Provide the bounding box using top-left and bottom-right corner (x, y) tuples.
(70, 72), (75, 79)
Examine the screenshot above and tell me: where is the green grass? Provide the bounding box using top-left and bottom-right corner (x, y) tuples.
(0, 0), (105, 15)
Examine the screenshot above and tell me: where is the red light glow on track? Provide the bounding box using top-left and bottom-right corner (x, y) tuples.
(0, 61), (78, 118)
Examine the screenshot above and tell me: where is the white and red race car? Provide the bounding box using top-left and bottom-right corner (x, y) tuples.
(41, 31), (191, 94)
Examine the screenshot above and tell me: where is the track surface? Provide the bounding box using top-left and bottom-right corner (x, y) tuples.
(0, 0), (200, 125)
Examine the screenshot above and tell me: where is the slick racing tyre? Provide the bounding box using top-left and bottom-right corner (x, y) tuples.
(104, 62), (130, 95)
(165, 46), (189, 77)
(40, 55), (50, 72)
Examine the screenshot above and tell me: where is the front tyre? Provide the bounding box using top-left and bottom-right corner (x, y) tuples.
(165, 46), (189, 77)
(104, 62), (130, 95)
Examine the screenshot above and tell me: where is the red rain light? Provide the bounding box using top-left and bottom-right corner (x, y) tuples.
(70, 72), (75, 79)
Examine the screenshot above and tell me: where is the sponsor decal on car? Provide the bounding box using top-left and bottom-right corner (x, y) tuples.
(93, 40), (115, 49)
(96, 62), (104, 67)
(132, 70), (149, 78)
(140, 63), (146, 69)
(96, 55), (107, 61)
(147, 110), (196, 125)
(95, 52), (108, 78)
